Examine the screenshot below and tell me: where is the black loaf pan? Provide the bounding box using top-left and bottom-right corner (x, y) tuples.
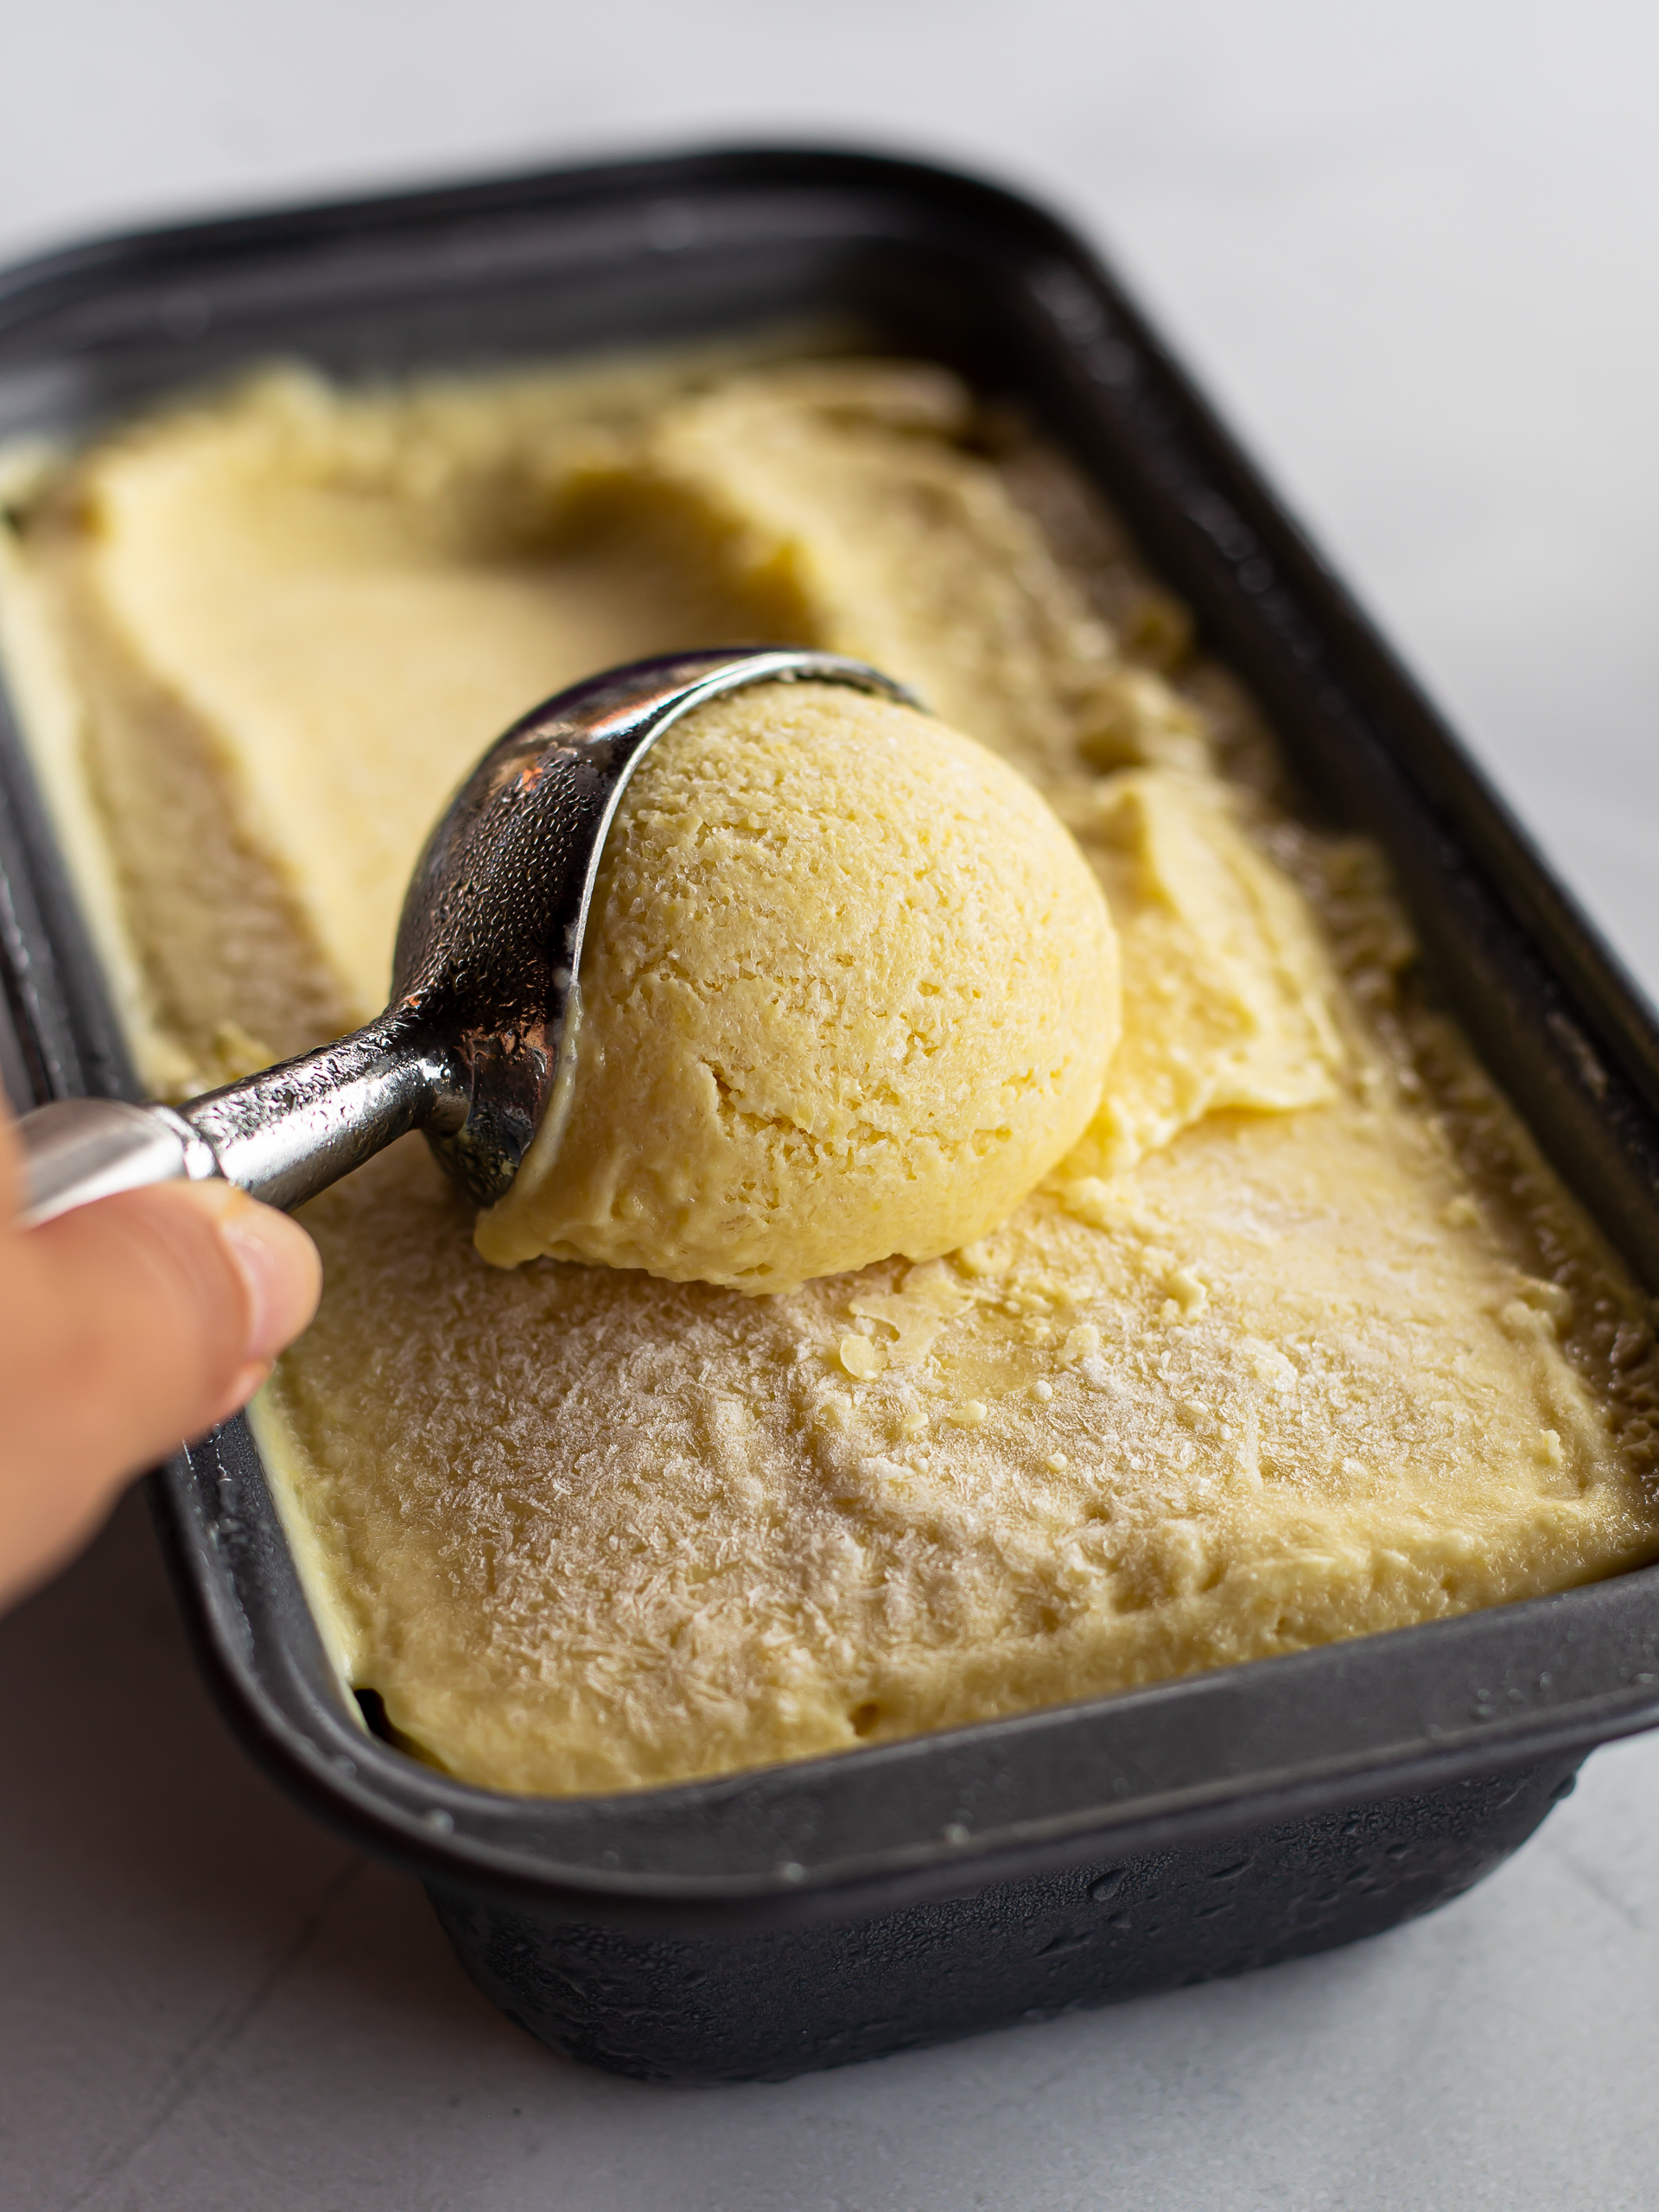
(3, 147), (1658, 2084)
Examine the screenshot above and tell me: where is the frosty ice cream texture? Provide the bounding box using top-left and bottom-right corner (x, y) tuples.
(478, 682), (1121, 1292)
(7, 353), (1659, 1798)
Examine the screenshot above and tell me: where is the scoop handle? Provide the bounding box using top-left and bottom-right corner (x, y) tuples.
(13, 1016), (468, 1229)
(13, 1097), (219, 1228)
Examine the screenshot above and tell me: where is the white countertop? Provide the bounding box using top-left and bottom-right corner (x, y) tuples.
(5, 5), (1659, 2204)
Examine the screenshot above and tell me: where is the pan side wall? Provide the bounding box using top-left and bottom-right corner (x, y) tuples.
(429, 1755), (1582, 2082)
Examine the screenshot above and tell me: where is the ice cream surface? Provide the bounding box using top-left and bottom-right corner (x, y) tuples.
(4, 350), (1658, 1796)
(478, 682), (1120, 1291)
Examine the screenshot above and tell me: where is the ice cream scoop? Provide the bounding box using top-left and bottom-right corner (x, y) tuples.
(15, 651), (905, 1227)
(13, 645), (1119, 1292)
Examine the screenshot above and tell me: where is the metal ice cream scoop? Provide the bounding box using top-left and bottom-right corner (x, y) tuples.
(15, 647), (912, 1230)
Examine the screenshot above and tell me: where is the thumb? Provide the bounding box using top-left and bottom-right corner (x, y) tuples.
(0, 1121), (321, 1606)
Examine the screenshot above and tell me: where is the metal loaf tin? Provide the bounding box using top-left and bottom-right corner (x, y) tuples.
(3, 147), (1659, 2084)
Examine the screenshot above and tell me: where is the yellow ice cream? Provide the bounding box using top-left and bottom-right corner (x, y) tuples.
(4, 351), (1658, 1799)
(477, 682), (1119, 1291)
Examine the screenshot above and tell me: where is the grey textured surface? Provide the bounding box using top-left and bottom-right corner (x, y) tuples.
(4, 4), (1659, 2204)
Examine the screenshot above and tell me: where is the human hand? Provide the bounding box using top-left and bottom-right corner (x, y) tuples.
(0, 1103), (321, 1611)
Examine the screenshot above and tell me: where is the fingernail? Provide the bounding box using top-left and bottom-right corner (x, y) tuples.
(216, 1201), (322, 1363)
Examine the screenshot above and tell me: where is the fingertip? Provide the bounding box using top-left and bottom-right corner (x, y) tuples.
(36, 1179), (322, 1439)
(0, 1178), (321, 1607)
(204, 1192), (323, 1363)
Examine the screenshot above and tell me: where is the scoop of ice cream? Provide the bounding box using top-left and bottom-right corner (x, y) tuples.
(474, 682), (1119, 1291)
